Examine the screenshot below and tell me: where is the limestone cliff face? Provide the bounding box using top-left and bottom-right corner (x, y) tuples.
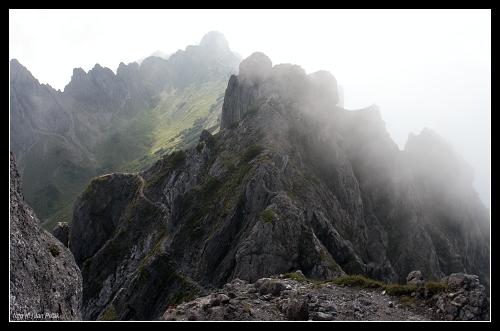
(10, 152), (82, 321)
(69, 52), (489, 321)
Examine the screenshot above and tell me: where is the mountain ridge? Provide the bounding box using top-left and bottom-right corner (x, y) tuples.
(10, 31), (241, 231)
(67, 51), (489, 320)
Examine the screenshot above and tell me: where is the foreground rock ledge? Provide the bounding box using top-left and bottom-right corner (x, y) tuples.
(158, 271), (489, 321)
(158, 277), (435, 321)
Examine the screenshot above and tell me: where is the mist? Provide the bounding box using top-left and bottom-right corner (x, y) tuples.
(9, 9), (490, 208)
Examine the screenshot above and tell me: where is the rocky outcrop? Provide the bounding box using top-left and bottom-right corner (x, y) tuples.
(220, 52), (339, 129)
(70, 173), (140, 267)
(405, 270), (489, 321)
(52, 222), (70, 247)
(10, 152), (82, 321)
(167, 31), (242, 88)
(432, 272), (489, 321)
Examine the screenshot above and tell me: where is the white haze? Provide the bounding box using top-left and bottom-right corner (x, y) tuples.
(9, 9), (490, 208)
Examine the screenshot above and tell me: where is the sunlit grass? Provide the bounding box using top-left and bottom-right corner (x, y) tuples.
(276, 272), (445, 303)
(27, 79), (228, 230)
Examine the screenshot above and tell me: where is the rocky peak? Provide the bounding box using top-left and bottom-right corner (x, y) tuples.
(10, 59), (43, 93)
(238, 51), (273, 85)
(64, 62), (130, 112)
(404, 127), (472, 188)
(115, 61), (142, 91)
(166, 31), (241, 88)
(69, 67), (88, 83)
(9, 58), (28, 77)
(199, 31), (231, 52)
(64, 67), (94, 96)
(221, 52), (339, 129)
(308, 69), (340, 110)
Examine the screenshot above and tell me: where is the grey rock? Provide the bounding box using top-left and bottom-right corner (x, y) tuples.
(221, 51), (339, 129)
(407, 270), (425, 287)
(430, 272), (490, 321)
(52, 222), (70, 247)
(199, 129), (212, 142)
(10, 152), (82, 321)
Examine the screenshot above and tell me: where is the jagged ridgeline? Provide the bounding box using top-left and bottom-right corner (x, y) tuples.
(68, 52), (489, 321)
(9, 31), (241, 232)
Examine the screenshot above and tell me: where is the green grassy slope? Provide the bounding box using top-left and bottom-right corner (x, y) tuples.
(39, 80), (227, 231)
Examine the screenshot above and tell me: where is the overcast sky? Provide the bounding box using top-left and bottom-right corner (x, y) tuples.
(9, 9), (491, 208)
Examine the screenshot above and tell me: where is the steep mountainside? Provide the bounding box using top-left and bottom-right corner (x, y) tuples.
(69, 52), (489, 321)
(10, 152), (82, 321)
(10, 31), (241, 231)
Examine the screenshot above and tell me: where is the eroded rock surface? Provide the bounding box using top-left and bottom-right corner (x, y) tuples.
(10, 152), (82, 321)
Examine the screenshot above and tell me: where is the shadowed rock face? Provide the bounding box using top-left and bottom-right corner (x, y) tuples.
(69, 52), (489, 321)
(10, 152), (82, 321)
